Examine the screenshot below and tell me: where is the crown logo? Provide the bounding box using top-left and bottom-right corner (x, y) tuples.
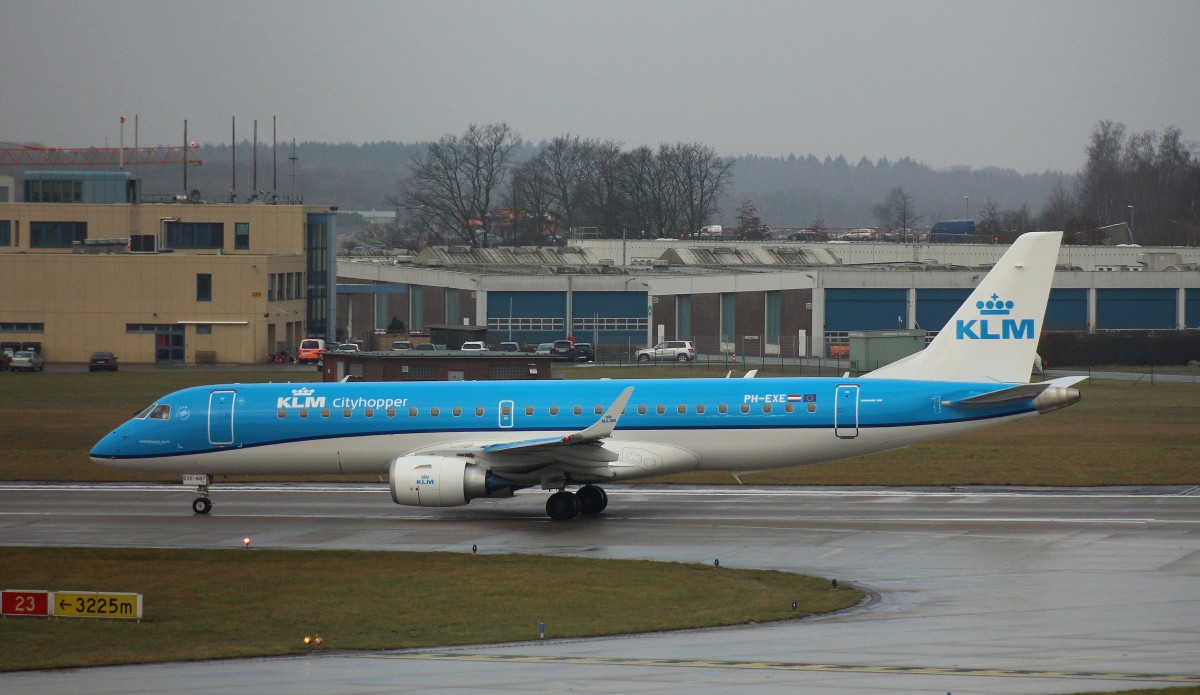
(976, 293), (1013, 316)
(292, 387), (315, 397)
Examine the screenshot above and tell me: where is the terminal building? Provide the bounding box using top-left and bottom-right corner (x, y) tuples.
(0, 171), (336, 364)
(336, 239), (1200, 359)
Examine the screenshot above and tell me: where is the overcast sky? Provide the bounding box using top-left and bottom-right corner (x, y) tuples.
(2, 0), (1197, 173)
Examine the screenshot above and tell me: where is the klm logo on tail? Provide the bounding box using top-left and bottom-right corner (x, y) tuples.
(956, 294), (1035, 340)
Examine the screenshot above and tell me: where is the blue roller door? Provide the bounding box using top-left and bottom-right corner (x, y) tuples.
(825, 289), (907, 331)
(915, 289), (970, 331)
(1096, 289), (1175, 329)
(1045, 289), (1088, 331)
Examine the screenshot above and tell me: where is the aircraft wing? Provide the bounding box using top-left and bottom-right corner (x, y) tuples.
(480, 386), (634, 454)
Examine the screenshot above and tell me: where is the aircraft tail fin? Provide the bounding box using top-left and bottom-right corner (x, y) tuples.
(866, 231), (1062, 384)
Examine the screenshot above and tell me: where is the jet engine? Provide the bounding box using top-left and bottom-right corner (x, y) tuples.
(388, 456), (515, 507)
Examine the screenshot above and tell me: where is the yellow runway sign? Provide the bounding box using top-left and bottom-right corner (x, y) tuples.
(53, 591), (142, 620)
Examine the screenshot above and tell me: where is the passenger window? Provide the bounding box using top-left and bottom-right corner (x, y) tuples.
(718, 404), (728, 414)
(572, 405), (582, 415)
(594, 405), (603, 415)
(431, 407), (441, 417)
(299, 408), (309, 419)
(525, 406), (534, 416)
(365, 407), (374, 418)
(453, 407), (462, 417)
(476, 406), (485, 416)
(502, 405), (512, 416)
(740, 404), (750, 414)
(637, 404), (647, 415)
(342, 408), (352, 418)
(386, 407), (396, 417)
(149, 404), (171, 420)
(677, 404), (686, 414)
(785, 403), (794, 414)
(550, 405), (559, 415)
(409, 407), (418, 417)
(277, 409), (286, 419)
(321, 408), (330, 418)
(696, 404), (706, 414)
(656, 405), (665, 414)
(763, 403), (772, 414)
(807, 403), (817, 413)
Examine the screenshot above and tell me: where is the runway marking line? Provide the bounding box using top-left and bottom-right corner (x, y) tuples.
(362, 652), (1200, 683)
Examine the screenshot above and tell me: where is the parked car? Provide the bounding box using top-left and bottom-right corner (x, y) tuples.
(88, 351), (119, 372)
(571, 342), (595, 362)
(10, 350), (45, 372)
(549, 340), (575, 361)
(337, 343), (361, 353)
(297, 338), (326, 364)
(460, 341), (487, 351)
(390, 340), (413, 351)
(498, 341), (520, 352)
(635, 340), (696, 362)
(535, 342), (553, 356)
(413, 343), (444, 351)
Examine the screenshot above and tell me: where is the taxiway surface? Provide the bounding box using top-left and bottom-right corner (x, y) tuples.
(2, 483), (1198, 694)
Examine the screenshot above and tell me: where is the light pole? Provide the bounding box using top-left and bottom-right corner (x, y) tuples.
(1127, 205), (1135, 243)
(963, 195), (969, 220)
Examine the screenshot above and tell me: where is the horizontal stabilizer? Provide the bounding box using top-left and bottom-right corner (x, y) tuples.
(942, 376), (1087, 411)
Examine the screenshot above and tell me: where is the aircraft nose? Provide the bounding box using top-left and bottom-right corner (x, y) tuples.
(89, 430), (127, 462)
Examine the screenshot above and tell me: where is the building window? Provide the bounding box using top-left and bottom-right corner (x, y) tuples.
(195, 324), (212, 334)
(234, 222), (250, 250)
(165, 221), (224, 249)
(0, 322), (44, 332)
(0, 220), (11, 246)
(267, 274), (275, 301)
(197, 274), (212, 302)
(30, 221), (87, 248)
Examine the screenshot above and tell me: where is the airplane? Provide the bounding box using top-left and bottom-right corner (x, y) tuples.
(90, 232), (1084, 521)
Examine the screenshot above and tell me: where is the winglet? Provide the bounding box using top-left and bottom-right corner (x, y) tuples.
(563, 386), (634, 444)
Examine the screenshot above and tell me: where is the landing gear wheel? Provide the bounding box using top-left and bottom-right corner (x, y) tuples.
(577, 485), (608, 515)
(546, 490), (580, 521)
(192, 497), (213, 515)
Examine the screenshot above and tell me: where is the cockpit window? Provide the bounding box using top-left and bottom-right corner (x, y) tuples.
(148, 404), (172, 420)
(134, 404), (156, 419)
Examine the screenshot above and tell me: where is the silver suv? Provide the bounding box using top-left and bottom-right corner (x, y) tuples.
(635, 340), (696, 362)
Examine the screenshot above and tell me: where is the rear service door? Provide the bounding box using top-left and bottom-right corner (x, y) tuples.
(208, 390), (236, 445)
(834, 384), (859, 439)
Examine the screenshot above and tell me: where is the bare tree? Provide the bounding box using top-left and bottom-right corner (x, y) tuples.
(510, 156), (557, 246)
(873, 186), (922, 240)
(392, 123), (521, 247)
(666, 143), (734, 238)
(579, 140), (626, 237)
(735, 199), (766, 240)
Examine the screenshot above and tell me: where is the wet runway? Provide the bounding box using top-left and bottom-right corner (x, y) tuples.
(2, 483), (1198, 694)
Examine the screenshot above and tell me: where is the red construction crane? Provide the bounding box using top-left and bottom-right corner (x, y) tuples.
(0, 142), (202, 167)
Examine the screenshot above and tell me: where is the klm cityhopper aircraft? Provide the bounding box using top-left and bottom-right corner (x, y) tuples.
(91, 232), (1084, 520)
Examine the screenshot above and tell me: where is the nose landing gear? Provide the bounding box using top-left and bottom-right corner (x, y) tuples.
(184, 474), (213, 515)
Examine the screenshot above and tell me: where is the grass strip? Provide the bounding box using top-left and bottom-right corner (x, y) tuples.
(0, 547), (860, 671)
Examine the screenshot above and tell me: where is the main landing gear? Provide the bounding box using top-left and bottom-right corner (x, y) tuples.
(546, 485), (608, 521)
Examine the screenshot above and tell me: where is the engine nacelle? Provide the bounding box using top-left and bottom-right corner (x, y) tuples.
(388, 456), (510, 507)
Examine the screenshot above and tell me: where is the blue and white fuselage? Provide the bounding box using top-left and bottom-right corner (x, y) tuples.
(89, 232), (1085, 520)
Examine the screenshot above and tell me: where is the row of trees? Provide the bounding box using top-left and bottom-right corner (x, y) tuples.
(387, 126), (734, 248)
(867, 121), (1199, 245)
